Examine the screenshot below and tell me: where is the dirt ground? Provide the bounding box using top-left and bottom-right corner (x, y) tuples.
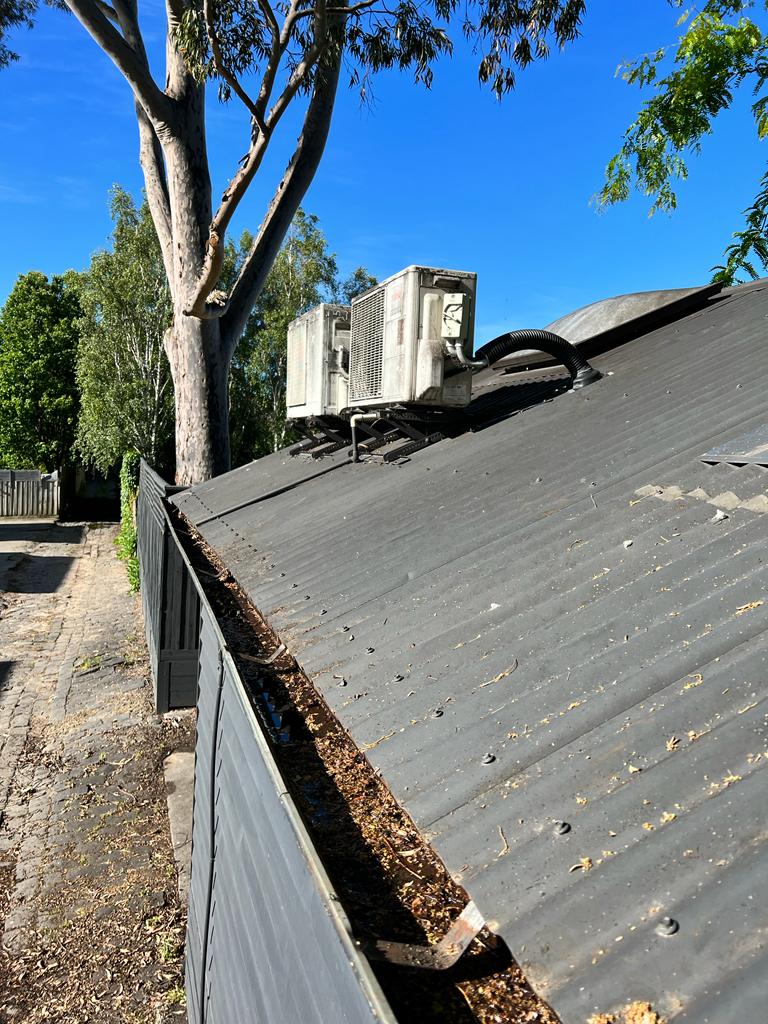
(0, 520), (190, 1023)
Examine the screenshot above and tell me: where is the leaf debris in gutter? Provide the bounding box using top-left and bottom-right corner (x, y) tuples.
(174, 512), (561, 1024)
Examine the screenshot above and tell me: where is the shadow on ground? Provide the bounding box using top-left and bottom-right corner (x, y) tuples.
(0, 523), (85, 594)
(0, 660), (14, 690)
(0, 555), (77, 594)
(0, 522), (85, 545)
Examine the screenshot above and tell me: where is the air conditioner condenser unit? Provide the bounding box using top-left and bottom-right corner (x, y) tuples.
(347, 266), (477, 411)
(285, 304), (351, 420)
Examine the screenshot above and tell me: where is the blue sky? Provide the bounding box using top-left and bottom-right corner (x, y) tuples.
(1, 0), (766, 339)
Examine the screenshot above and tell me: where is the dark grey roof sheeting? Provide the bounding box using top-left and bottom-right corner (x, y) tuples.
(172, 282), (768, 1023)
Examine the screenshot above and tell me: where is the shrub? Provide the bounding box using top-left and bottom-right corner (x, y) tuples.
(116, 451), (140, 591)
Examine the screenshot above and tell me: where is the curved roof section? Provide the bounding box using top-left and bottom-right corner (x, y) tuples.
(493, 282), (722, 369)
(545, 285), (715, 343)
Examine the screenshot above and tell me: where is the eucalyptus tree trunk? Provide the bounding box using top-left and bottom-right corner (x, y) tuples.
(160, 120), (233, 482)
(166, 316), (231, 481)
(65, 0), (342, 484)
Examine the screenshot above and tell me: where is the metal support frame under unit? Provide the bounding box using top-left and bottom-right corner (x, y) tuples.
(351, 407), (447, 463)
(289, 418), (350, 459)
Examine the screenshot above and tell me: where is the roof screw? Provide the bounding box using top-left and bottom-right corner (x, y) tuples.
(366, 647), (375, 654)
(341, 625), (350, 632)
(392, 673), (404, 682)
(655, 916), (679, 937)
(291, 582), (298, 589)
(338, 678), (348, 687)
(280, 572), (286, 577)
(481, 753), (496, 765)
(553, 820), (571, 835)
(348, 635), (355, 641)
(432, 708), (444, 719)
(320, 609), (327, 615)
(304, 595), (311, 600)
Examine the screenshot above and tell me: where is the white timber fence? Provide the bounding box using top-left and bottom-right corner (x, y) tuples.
(0, 470), (60, 517)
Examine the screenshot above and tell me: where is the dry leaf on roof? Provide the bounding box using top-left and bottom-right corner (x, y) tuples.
(665, 736), (680, 751)
(589, 1000), (667, 1024)
(624, 1001), (666, 1024)
(568, 857), (593, 873)
(735, 600), (764, 615)
(479, 659), (518, 687)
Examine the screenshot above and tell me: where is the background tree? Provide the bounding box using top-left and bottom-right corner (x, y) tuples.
(598, 0), (768, 284)
(242, 209), (337, 454)
(0, 271), (80, 471)
(73, 192), (374, 472)
(0, 0), (34, 68)
(228, 211), (376, 463)
(1, 0), (587, 484)
(76, 187), (175, 475)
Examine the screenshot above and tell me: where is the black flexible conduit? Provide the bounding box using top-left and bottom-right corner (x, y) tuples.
(474, 329), (602, 389)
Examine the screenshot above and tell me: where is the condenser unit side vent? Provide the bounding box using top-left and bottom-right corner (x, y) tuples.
(349, 287), (385, 402)
(286, 319), (307, 408)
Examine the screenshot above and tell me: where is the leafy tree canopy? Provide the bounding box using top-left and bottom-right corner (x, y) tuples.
(229, 209), (376, 462)
(75, 187), (175, 475)
(175, 0), (587, 104)
(0, 0), (35, 68)
(598, 0), (768, 284)
(0, 270), (81, 471)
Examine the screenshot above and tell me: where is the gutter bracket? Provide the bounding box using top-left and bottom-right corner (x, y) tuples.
(359, 900), (486, 970)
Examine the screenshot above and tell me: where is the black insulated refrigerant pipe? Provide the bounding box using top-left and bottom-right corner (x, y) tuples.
(471, 329), (602, 389)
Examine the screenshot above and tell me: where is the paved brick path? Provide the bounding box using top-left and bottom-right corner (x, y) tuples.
(0, 522), (186, 1022)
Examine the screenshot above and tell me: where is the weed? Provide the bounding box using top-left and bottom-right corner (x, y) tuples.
(157, 933), (180, 964)
(166, 985), (186, 1006)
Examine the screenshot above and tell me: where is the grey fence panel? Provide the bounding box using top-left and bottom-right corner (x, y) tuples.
(160, 534), (200, 709)
(185, 604), (220, 1024)
(137, 461), (198, 712)
(0, 469), (60, 517)
(139, 464), (393, 1023)
(137, 462), (169, 695)
(162, 540), (392, 1024)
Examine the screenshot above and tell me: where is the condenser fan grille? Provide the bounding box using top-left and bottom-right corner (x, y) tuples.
(349, 287), (385, 402)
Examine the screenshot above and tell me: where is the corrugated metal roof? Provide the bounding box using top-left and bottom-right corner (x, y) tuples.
(172, 280), (768, 1023)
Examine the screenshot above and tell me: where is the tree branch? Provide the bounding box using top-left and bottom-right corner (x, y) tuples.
(136, 105), (174, 279)
(222, 48), (342, 349)
(203, 0), (267, 137)
(111, 0), (174, 278)
(65, 0), (175, 127)
(253, 0), (293, 125)
(183, 0), (333, 318)
(181, 132), (271, 317)
(94, 0), (119, 22)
